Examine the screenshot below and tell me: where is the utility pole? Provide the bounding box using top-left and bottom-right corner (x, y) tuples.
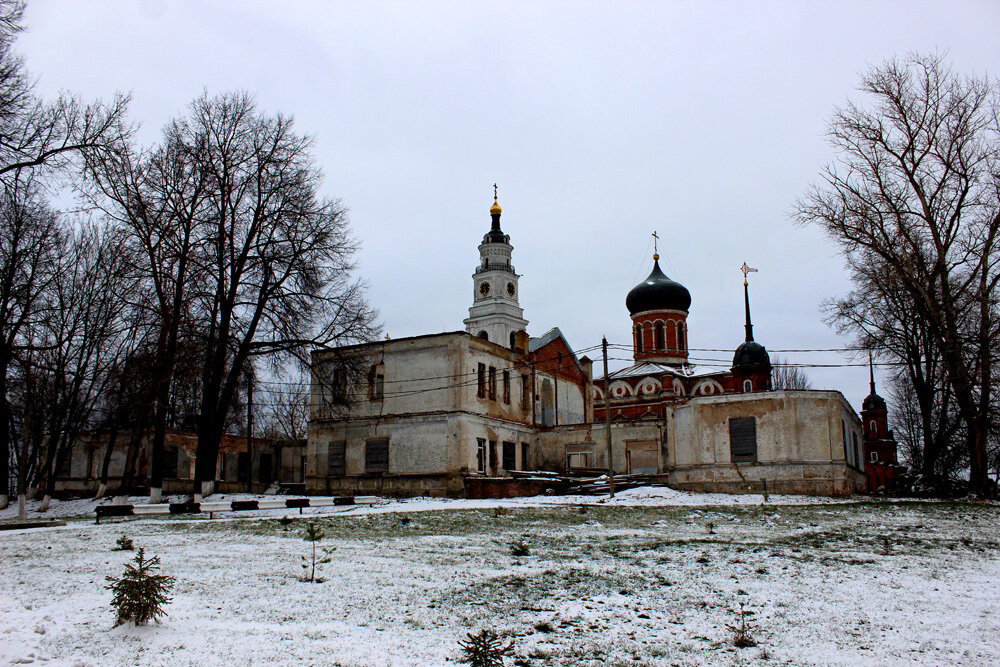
(246, 381), (254, 493)
(602, 336), (615, 498)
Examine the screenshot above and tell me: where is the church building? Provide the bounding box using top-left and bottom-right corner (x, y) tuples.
(306, 192), (888, 497)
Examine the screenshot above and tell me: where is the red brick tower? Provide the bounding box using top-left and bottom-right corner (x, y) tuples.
(861, 356), (903, 490)
(626, 251), (691, 366)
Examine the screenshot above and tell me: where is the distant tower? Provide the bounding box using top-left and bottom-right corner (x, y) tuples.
(626, 235), (691, 365)
(731, 263), (772, 392)
(861, 355), (902, 490)
(464, 187), (528, 348)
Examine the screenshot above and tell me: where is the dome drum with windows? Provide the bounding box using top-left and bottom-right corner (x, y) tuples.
(627, 254), (691, 365)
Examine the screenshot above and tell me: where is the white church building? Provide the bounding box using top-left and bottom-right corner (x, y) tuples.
(306, 193), (867, 497)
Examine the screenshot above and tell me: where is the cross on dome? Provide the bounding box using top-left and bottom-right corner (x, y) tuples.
(740, 262), (758, 286)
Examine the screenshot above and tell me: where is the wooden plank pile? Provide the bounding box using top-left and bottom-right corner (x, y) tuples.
(508, 469), (670, 495)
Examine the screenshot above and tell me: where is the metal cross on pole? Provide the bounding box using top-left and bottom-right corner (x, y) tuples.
(652, 231), (659, 256)
(740, 262), (758, 286)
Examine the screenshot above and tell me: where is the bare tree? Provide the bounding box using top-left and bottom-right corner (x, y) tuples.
(0, 177), (60, 513)
(27, 221), (136, 513)
(824, 254), (964, 484)
(167, 92), (377, 498)
(796, 53), (1000, 496)
(83, 116), (212, 503)
(0, 0), (129, 510)
(258, 370), (309, 441)
(770, 355), (813, 390)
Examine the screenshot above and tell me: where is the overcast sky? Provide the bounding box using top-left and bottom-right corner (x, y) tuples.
(17, 0), (1000, 409)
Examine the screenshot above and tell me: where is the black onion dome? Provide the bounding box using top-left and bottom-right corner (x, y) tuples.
(733, 340), (770, 368)
(863, 391), (887, 412)
(626, 259), (691, 314)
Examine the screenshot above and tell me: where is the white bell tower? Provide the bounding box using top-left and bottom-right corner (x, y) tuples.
(464, 186), (528, 348)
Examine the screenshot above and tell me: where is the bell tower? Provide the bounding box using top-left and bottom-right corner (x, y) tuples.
(464, 186), (528, 349)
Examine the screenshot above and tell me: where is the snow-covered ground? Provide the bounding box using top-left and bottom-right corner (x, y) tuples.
(1, 490), (998, 666)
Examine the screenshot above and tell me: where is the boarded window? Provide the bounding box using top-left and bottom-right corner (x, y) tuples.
(365, 438), (389, 473)
(476, 438), (486, 473)
(163, 445), (178, 478)
(477, 363), (486, 398)
(489, 440), (497, 473)
(521, 442), (529, 469)
(729, 417), (757, 463)
(56, 448), (72, 477)
(852, 432), (861, 469)
(521, 374), (530, 408)
(502, 370), (510, 403)
(328, 441), (346, 477)
(237, 452), (249, 481)
(488, 366), (497, 400)
(502, 441), (516, 471)
(259, 453), (273, 483)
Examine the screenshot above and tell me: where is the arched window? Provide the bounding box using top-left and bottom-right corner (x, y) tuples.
(634, 325), (643, 353)
(869, 420), (876, 433)
(509, 331), (517, 350)
(654, 322), (665, 350)
(680, 322), (687, 350)
(743, 379), (752, 393)
(668, 320), (677, 351)
(478, 330), (489, 341)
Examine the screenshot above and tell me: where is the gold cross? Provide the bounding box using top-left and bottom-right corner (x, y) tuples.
(740, 262), (758, 286)
(493, 183), (498, 201)
(652, 231), (659, 255)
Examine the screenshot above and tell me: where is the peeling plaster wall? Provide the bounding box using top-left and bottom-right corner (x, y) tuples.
(668, 390), (866, 495)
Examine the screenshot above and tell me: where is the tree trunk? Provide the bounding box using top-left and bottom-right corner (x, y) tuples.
(194, 411), (224, 500)
(116, 424), (145, 500)
(95, 422), (119, 499)
(0, 354), (9, 511)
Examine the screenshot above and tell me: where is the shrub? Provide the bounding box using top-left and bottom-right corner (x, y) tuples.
(105, 548), (175, 626)
(114, 533), (134, 551)
(458, 628), (513, 667)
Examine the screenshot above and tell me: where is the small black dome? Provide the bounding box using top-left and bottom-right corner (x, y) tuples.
(733, 340), (770, 368)
(863, 392), (887, 411)
(626, 259), (691, 315)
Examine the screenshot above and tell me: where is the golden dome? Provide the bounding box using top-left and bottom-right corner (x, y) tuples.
(490, 196), (502, 215)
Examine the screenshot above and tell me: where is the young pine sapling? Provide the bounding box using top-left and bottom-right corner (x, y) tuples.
(301, 521), (336, 582)
(458, 628), (513, 667)
(105, 548), (175, 626)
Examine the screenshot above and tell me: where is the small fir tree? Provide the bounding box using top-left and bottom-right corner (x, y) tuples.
(458, 628), (513, 667)
(301, 521), (335, 582)
(105, 548), (175, 626)
(114, 533), (134, 551)
(509, 539), (530, 557)
(726, 600), (758, 648)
